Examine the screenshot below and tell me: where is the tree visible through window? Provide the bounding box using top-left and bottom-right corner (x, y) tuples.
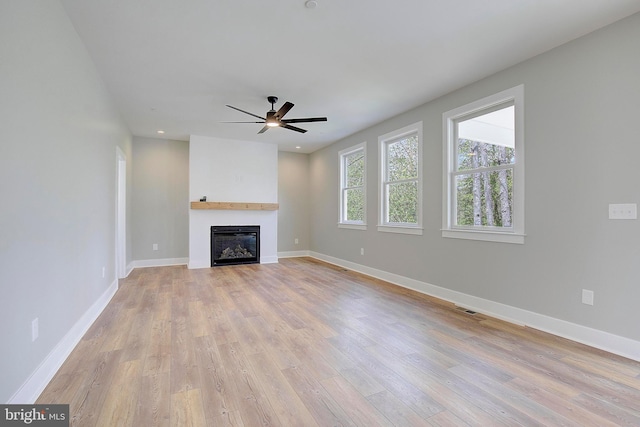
(384, 135), (419, 223)
(443, 85), (525, 244)
(379, 122), (423, 234)
(455, 106), (514, 227)
(339, 143), (366, 228)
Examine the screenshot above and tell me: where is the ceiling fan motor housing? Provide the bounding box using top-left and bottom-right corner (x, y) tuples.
(265, 110), (278, 125)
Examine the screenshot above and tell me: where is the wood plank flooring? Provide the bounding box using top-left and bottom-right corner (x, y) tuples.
(37, 257), (640, 426)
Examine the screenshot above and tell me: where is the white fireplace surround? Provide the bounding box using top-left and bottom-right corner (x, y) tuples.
(188, 135), (278, 268)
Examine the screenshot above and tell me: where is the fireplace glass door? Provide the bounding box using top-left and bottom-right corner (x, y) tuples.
(211, 226), (260, 266)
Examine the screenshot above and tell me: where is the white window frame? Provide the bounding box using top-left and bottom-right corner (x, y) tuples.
(338, 142), (367, 230)
(442, 85), (525, 244)
(378, 122), (423, 235)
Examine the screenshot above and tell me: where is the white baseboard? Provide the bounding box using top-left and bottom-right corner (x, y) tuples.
(308, 251), (640, 362)
(125, 262), (135, 277)
(278, 250), (311, 258)
(9, 279), (119, 404)
(131, 257), (188, 269)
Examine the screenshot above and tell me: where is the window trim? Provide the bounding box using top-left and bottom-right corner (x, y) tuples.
(442, 85), (525, 244)
(378, 121), (423, 235)
(338, 142), (367, 230)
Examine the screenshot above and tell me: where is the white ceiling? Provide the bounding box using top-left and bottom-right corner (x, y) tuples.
(60, 0), (640, 153)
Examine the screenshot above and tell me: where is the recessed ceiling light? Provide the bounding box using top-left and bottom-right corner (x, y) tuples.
(305, 0), (317, 9)
(157, 130), (165, 134)
(296, 146), (301, 149)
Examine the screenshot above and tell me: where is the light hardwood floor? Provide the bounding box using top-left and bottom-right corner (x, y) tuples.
(37, 257), (640, 426)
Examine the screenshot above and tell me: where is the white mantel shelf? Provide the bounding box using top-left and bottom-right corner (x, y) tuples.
(190, 201), (279, 211)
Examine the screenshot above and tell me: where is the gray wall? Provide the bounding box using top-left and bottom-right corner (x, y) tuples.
(0, 1), (133, 402)
(278, 152), (311, 253)
(132, 137), (189, 261)
(309, 12), (640, 342)
(129, 143), (308, 258)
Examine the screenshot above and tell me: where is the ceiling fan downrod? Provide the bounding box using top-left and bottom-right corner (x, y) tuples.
(267, 96), (278, 111)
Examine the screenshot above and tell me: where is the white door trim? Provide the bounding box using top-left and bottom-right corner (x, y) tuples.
(116, 146), (127, 279)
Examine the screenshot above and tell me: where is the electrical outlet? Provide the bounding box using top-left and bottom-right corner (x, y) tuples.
(608, 203), (637, 220)
(153, 243), (159, 251)
(32, 318), (39, 342)
(582, 289), (594, 306)
(294, 238), (299, 245)
(360, 248), (364, 256)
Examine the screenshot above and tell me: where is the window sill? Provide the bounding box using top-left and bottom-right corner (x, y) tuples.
(378, 225), (423, 235)
(442, 229), (525, 244)
(338, 223), (367, 231)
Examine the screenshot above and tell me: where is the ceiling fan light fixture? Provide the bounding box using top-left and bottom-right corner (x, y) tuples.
(265, 111), (279, 126)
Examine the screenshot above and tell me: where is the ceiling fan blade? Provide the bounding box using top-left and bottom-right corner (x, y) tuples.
(226, 105), (265, 121)
(221, 121), (265, 123)
(281, 123), (307, 133)
(281, 117), (327, 124)
(257, 125), (270, 134)
(274, 101), (294, 120)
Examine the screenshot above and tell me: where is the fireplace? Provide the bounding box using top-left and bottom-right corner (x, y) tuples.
(211, 225), (260, 266)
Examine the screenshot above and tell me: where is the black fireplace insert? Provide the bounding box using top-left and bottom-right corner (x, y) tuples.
(211, 225), (260, 266)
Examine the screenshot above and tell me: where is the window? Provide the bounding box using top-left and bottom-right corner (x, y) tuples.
(379, 122), (423, 235)
(443, 85), (525, 243)
(339, 142), (366, 230)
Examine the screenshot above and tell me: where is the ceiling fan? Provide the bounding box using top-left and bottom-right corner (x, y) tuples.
(224, 96), (327, 134)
